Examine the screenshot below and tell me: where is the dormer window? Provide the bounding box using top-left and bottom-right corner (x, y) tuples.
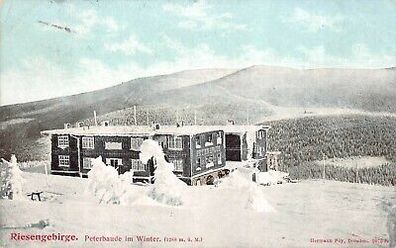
(58, 135), (69, 148)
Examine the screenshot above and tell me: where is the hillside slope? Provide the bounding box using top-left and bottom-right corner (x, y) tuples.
(152, 65), (396, 112)
(0, 68), (235, 160)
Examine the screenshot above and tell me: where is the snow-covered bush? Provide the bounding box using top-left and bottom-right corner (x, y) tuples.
(140, 139), (186, 206)
(0, 155), (25, 200)
(87, 157), (130, 204)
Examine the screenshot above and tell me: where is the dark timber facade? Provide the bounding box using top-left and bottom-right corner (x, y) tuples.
(43, 125), (270, 186)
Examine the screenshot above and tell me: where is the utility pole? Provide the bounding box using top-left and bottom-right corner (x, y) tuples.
(194, 110), (197, 125)
(322, 154), (326, 180)
(246, 108), (250, 125)
(146, 109), (149, 126)
(93, 110), (98, 126)
(133, 106), (137, 125)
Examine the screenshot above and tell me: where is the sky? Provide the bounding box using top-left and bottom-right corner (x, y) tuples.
(1, 0), (395, 106)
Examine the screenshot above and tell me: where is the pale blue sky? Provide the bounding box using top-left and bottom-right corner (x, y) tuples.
(1, 0), (395, 105)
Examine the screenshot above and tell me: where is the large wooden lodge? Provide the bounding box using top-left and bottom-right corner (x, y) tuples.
(41, 123), (272, 186)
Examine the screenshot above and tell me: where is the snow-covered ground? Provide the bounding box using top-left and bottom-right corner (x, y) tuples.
(315, 156), (391, 169)
(1, 171), (395, 248)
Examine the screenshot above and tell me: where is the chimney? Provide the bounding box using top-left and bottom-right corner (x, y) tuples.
(64, 123), (71, 129)
(151, 122), (160, 130)
(75, 121), (83, 128)
(101, 120), (110, 127)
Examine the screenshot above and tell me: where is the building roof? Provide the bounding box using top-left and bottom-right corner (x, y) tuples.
(41, 124), (270, 137)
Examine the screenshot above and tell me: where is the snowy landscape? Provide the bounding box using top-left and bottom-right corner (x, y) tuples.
(2, 1), (396, 247)
(1, 146), (395, 248)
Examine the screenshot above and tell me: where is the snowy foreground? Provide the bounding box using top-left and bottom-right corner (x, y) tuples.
(1, 171), (395, 248)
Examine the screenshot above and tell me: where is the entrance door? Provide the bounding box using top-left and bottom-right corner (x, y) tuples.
(106, 158), (122, 174)
(225, 134), (241, 161)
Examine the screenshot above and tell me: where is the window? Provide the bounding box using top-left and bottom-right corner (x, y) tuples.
(172, 159), (183, 172)
(216, 133), (222, 145)
(131, 137), (144, 151)
(82, 137), (94, 149)
(205, 134), (213, 147)
(105, 158), (122, 167)
(58, 155), (70, 167)
(83, 157), (93, 169)
(217, 153), (222, 165)
(256, 146), (264, 156)
(257, 130), (265, 139)
(195, 136), (201, 148)
(131, 159), (145, 171)
(206, 155), (214, 168)
(105, 142), (122, 150)
(168, 137), (183, 150)
(212, 133), (217, 142)
(58, 135), (69, 148)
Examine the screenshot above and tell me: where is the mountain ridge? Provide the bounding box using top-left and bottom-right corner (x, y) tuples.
(1, 65), (395, 160)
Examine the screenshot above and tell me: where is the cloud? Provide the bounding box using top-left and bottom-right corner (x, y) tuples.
(287, 7), (343, 32)
(0, 57), (141, 105)
(77, 9), (121, 34)
(104, 35), (153, 55)
(297, 44), (396, 68)
(163, 1), (246, 31)
(41, 8), (119, 38)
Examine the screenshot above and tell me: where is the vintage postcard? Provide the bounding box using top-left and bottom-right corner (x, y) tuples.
(0, 0), (395, 247)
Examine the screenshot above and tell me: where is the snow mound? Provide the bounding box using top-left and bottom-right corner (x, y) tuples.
(256, 170), (290, 186)
(220, 170), (274, 213)
(140, 139), (186, 206)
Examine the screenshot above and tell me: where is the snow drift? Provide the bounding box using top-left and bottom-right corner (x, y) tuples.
(256, 170), (290, 186)
(220, 169), (274, 213)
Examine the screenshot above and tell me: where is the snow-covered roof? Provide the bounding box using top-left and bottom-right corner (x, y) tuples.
(41, 125), (270, 137)
(212, 125), (270, 135)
